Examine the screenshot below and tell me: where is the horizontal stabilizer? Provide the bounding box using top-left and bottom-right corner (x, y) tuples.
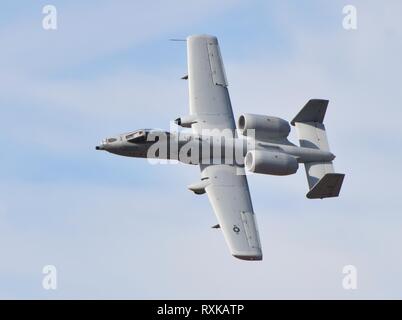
(306, 173), (345, 199)
(291, 99), (328, 125)
(292, 99), (345, 199)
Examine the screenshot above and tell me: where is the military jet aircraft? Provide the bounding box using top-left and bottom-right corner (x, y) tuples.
(96, 35), (344, 261)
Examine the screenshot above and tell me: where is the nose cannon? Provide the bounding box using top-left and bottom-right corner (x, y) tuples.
(96, 137), (118, 151)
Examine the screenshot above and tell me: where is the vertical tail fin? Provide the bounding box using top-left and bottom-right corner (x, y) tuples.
(291, 99), (345, 199)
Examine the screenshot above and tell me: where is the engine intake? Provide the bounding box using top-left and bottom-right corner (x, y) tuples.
(245, 150), (298, 176)
(238, 114), (290, 141)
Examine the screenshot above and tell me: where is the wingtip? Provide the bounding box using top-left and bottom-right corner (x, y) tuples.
(187, 34), (218, 44)
(233, 254), (263, 261)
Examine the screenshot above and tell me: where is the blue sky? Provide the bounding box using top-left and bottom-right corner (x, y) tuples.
(0, 0), (401, 299)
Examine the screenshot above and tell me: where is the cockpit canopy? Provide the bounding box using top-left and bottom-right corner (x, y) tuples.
(125, 129), (169, 143)
(125, 129), (150, 143)
(101, 137), (118, 145)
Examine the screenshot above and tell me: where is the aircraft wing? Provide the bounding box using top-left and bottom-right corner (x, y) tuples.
(200, 164), (262, 260)
(186, 35), (236, 133)
(186, 35), (262, 260)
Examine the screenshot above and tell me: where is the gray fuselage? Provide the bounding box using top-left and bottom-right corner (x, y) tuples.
(96, 129), (334, 169)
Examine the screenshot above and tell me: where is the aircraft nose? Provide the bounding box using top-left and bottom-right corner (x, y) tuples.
(96, 145), (104, 150)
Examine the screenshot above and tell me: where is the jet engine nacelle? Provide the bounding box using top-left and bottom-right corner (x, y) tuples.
(238, 114), (290, 141)
(245, 150), (298, 176)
